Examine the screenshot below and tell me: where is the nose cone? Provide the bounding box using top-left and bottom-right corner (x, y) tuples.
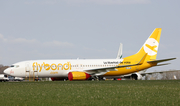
(4, 68), (12, 75)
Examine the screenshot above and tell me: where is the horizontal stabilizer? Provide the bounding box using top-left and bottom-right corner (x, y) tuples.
(155, 63), (171, 66)
(147, 58), (176, 63)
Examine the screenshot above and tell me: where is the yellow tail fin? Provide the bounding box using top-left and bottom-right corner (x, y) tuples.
(124, 28), (162, 61)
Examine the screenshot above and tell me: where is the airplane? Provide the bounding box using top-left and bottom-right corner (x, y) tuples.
(3, 28), (176, 81)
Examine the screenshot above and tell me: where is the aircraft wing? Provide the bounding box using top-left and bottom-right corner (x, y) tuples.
(84, 54), (147, 76)
(84, 64), (137, 76)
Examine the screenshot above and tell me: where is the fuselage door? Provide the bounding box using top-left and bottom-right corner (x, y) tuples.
(25, 62), (38, 81)
(25, 62), (31, 77)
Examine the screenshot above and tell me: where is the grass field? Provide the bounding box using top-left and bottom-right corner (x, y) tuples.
(0, 80), (180, 106)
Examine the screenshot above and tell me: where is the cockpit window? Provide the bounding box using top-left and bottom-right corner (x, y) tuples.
(10, 65), (19, 68)
(15, 65), (19, 68)
(11, 65), (14, 67)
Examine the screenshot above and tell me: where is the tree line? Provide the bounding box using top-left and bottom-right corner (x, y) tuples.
(0, 64), (9, 74)
(146, 70), (180, 80)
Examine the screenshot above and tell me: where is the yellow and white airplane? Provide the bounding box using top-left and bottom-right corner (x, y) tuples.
(4, 28), (176, 81)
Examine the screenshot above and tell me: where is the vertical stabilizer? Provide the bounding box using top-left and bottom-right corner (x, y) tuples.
(116, 43), (123, 59)
(124, 28), (162, 61)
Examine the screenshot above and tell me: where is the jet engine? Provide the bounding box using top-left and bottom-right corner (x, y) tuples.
(131, 73), (142, 80)
(68, 72), (91, 81)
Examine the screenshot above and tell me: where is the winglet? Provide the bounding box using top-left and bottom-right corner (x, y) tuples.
(137, 53), (147, 65)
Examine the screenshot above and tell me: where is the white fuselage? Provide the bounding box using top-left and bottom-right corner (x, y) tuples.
(4, 59), (123, 78)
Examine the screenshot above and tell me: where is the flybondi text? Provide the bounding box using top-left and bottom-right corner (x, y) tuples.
(32, 62), (71, 72)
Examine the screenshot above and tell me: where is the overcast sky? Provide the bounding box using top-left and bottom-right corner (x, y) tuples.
(0, 0), (179, 72)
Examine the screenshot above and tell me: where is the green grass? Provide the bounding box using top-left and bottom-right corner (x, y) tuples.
(0, 80), (180, 106)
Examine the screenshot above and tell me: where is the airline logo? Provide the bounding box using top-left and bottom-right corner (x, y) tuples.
(33, 62), (71, 72)
(143, 38), (159, 56)
(10, 70), (14, 74)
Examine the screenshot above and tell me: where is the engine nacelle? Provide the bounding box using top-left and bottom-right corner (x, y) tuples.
(131, 73), (142, 80)
(68, 72), (91, 81)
